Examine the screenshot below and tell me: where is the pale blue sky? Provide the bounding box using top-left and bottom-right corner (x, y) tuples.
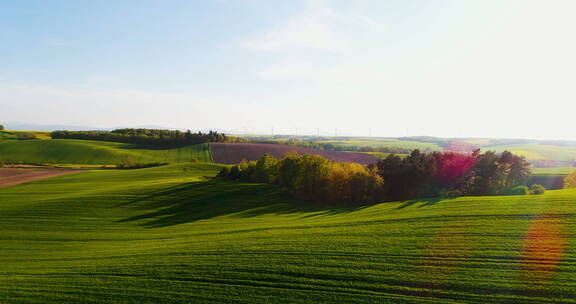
(1, 0), (575, 139)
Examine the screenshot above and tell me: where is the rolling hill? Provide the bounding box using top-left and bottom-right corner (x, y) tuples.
(0, 139), (212, 165)
(1, 163), (576, 303)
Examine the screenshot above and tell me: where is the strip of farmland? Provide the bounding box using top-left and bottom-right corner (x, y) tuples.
(0, 168), (78, 188)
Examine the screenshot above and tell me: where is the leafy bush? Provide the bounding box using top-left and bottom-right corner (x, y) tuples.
(530, 184), (546, 195)
(16, 132), (37, 140)
(116, 160), (167, 169)
(502, 186), (530, 196)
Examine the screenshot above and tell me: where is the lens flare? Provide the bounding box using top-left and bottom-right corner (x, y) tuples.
(521, 213), (567, 282)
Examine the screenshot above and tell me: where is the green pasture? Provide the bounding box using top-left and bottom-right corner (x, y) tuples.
(2, 163), (576, 303)
(484, 144), (576, 161)
(533, 167), (575, 176)
(0, 139), (211, 165)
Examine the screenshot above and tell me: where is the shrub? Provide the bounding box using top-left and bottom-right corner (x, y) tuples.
(530, 184), (546, 195)
(116, 160), (166, 169)
(16, 132), (36, 140)
(502, 185), (530, 196)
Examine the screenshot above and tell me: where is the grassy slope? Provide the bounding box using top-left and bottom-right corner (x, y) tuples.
(0, 139), (212, 164)
(2, 164), (576, 303)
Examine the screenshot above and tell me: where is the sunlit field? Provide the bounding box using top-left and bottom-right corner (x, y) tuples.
(0, 140), (212, 165)
(2, 163), (576, 303)
(4, 0), (576, 302)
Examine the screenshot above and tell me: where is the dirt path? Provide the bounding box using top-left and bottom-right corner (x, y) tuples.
(0, 168), (79, 188)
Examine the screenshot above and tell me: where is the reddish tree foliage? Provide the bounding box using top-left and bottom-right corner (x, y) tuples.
(433, 151), (478, 187)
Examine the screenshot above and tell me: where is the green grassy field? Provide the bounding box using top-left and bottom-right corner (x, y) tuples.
(2, 163), (576, 303)
(483, 144), (576, 161)
(0, 139), (212, 165)
(533, 167), (575, 175)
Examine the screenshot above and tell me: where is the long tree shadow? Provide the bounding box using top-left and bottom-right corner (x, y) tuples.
(396, 197), (445, 209)
(117, 180), (369, 228)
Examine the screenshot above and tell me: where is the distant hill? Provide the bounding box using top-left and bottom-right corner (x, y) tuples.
(0, 139), (211, 165)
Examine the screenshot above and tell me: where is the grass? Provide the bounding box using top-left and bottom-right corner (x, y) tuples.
(2, 163), (576, 303)
(0, 139), (212, 165)
(533, 167), (575, 176)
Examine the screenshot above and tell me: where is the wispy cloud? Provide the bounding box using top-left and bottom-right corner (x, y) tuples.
(243, 0), (343, 52)
(243, 0), (386, 81)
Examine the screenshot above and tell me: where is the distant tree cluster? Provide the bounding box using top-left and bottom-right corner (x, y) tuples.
(218, 153), (384, 204)
(219, 149), (535, 205)
(372, 150), (533, 200)
(51, 129), (238, 147)
(0, 124), (4, 130)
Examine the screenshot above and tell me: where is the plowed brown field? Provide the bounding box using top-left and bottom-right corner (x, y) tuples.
(210, 143), (378, 165)
(0, 168), (78, 188)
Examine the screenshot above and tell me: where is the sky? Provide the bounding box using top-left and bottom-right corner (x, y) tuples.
(1, 0), (575, 139)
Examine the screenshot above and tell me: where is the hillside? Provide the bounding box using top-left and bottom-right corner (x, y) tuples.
(0, 139), (212, 165)
(1, 163), (576, 303)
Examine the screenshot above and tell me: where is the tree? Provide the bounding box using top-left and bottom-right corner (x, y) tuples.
(253, 154), (278, 183)
(372, 150), (436, 200)
(564, 169), (576, 189)
(0, 124), (4, 130)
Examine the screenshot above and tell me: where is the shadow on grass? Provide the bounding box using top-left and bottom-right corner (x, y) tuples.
(117, 179), (369, 228)
(396, 197), (445, 209)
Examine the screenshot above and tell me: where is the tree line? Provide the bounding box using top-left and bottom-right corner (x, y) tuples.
(51, 129), (239, 147)
(218, 149), (540, 205)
